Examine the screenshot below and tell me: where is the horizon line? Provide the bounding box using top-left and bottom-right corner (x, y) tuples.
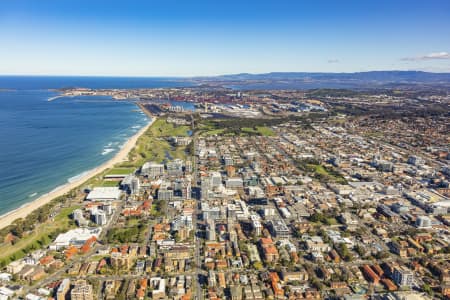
(1, 69), (449, 78)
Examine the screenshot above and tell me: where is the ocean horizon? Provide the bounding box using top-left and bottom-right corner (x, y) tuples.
(0, 75), (193, 90)
(0, 76), (190, 216)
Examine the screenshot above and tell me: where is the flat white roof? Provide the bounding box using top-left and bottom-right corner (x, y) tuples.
(53, 228), (101, 246)
(86, 187), (121, 201)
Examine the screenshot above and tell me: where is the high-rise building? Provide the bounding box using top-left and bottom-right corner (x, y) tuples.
(415, 216), (432, 229)
(70, 280), (93, 300)
(201, 177), (211, 200)
(93, 209), (107, 226)
(166, 159), (184, 177)
(111, 252), (132, 270)
(393, 266), (414, 287)
(56, 278), (70, 300)
(185, 160), (193, 173)
(210, 171), (222, 188)
(206, 219), (216, 241)
(72, 209), (88, 227)
(141, 162), (164, 178)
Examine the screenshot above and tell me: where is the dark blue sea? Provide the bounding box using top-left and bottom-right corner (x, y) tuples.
(0, 76), (191, 216)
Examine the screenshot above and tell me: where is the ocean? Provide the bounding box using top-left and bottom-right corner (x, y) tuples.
(0, 76), (191, 216)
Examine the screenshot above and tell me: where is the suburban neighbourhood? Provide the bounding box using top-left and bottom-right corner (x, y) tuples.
(0, 87), (449, 300)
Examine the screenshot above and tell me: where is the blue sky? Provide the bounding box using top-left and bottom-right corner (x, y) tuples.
(1, 0), (449, 76)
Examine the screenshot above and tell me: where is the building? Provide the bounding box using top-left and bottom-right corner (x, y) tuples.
(111, 252), (132, 270)
(92, 209), (107, 226)
(305, 236), (331, 253)
(158, 181), (174, 201)
(103, 280), (119, 300)
(202, 203), (221, 221)
(201, 177), (212, 200)
(415, 216), (432, 229)
(185, 160), (192, 173)
(210, 172), (222, 188)
(166, 159), (184, 176)
(171, 215), (193, 232)
(408, 155), (424, 166)
(393, 266), (414, 287)
(259, 238), (279, 263)
(226, 177), (244, 189)
(208, 270), (216, 287)
(230, 285), (242, 300)
(251, 214), (262, 236)
(70, 280), (93, 300)
(269, 219), (290, 239)
(173, 179), (191, 199)
(56, 278), (70, 300)
(102, 203), (113, 215)
(7, 260), (25, 274)
(223, 155), (234, 166)
(282, 269), (309, 282)
(149, 277), (166, 299)
(362, 265), (380, 285)
(121, 174), (140, 194)
(50, 228), (102, 250)
(206, 220), (216, 241)
(141, 161), (164, 178)
(226, 165), (236, 177)
(86, 187), (121, 202)
(72, 209), (88, 227)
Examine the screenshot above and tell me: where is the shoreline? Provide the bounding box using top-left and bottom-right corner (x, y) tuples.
(0, 108), (156, 230)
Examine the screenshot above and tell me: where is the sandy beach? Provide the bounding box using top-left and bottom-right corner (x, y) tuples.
(0, 114), (156, 229)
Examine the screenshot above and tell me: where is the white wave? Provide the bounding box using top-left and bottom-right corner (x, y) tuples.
(68, 171), (90, 183)
(102, 148), (115, 156)
(29, 192), (38, 198)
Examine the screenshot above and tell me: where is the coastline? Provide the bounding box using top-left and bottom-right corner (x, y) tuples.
(0, 109), (156, 230)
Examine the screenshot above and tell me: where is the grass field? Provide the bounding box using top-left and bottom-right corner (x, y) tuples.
(119, 117), (190, 167)
(100, 180), (120, 187)
(202, 128), (226, 136)
(197, 120), (274, 137)
(106, 167), (136, 175)
(241, 126), (275, 136)
(0, 206), (79, 267)
(148, 118), (190, 137)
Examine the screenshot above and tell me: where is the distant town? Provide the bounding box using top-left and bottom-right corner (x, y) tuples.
(0, 85), (449, 300)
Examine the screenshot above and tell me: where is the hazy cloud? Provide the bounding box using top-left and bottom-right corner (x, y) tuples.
(401, 52), (450, 61)
(327, 59), (339, 63)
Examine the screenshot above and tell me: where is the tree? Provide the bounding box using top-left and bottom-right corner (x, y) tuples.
(355, 245), (366, 257)
(422, 284), (433, 296)
(336, 244), (353, 262)
(253, 261), (263, 270)
(310, 212), (325, 223)
(311, 278), (324, 291)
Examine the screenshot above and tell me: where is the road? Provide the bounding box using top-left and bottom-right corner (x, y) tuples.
(192, 132), (204, 300)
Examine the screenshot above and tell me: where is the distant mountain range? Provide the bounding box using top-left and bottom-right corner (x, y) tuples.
(192, 71), (450, 89)
(207, 71), (450, 82)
